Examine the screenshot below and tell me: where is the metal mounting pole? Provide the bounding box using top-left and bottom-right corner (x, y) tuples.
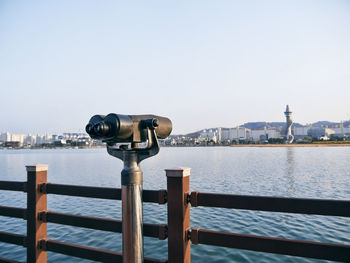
(107, 129), (160, 263)
(85, 113), (171, 262)
(121, 151), (143, 263)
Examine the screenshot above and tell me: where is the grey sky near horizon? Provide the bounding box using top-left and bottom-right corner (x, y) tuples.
(0, 1), (349, 135)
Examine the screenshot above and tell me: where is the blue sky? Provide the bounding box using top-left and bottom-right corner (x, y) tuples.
(0, 0), (349, 134)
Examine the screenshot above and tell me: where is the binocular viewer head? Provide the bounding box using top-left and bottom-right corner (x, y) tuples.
(86, 113), (172, 144)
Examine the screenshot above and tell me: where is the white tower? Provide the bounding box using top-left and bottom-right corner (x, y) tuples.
(284, 105), (294, 144)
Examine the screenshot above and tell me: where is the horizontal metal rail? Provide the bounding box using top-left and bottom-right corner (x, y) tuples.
(0, 206), (26, 219)
(0, 181), (26, 192)
(40, 239), (167, 263)
(39, 211), (167, 240)
(190, 192), (350, 217)
(0, 231), (26, 247)
(44, 183), (121, 200)
(144, 189), (167, 204)
(0, 256), (23, 263)
(43, 183), (167, 203)
(190, 228), (350, 262)
(0, 207), (167, 239)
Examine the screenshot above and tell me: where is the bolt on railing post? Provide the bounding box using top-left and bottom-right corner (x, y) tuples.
(26, 164), (48, 263)
(166, 167), (191, 263)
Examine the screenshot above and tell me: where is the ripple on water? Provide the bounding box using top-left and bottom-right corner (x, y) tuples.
(1, 147), (349, 262)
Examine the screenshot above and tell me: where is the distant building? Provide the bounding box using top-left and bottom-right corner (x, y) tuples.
(230, 127), (251, 141)
(221, 128), (230, 141)
(0, 131), (93, 148)
(266, 129), (282, 140)
(332, 127), (350, 138)
(215, 127), (252, 142)
(35, 134), (53, 145)
(307, 127), (335, 140)
(0, 132), (11, 142)
(24, 134), (36, 146)
(250, 128), (281, 141)
(293, 126), (310, 139)
(251, 130), (266, 141)
(199, 129), (218, 142)
(217, 127), (222, 142)
(0, 132), (26, 146)
(4, 141), (20, 148)
(284, 105), (294, 143)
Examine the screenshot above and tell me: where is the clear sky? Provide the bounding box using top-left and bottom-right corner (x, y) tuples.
(0, 0), (349, 134)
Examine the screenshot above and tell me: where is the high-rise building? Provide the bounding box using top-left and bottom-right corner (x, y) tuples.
(284, 105), (294, 144)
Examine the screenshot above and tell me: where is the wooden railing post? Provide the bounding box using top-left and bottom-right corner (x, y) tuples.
(26, 164), (48, 263)
(166, 167), (191, 263)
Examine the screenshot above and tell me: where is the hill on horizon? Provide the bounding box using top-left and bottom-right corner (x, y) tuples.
(171, 120), (348, 137)
(242, 122), (303, 130)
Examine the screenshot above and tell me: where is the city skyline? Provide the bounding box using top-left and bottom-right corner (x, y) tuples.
(2, 118), (349, 148)
(1, 1), (349, 135)
(1, 116), (349, 137)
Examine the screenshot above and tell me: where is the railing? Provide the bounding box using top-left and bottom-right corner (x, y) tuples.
(189, 192), (350, 262)
(0, 165), (349, 262)
(0, 165), (167, 263)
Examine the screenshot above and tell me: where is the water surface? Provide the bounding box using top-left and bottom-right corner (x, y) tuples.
(0, 147), (349, 262)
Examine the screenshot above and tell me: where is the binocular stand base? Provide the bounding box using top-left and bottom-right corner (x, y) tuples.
(107, 131), (159, 263)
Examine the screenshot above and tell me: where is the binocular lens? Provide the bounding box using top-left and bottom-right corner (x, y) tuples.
(85, 124), (92, 134)
(93, 122), (110, 136)
(141, 118), (159, 129)
(86, 113), (172, 143)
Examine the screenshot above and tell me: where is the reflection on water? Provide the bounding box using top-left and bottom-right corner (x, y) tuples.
(1, 147), (350, 263)
(286, 147), (296, 196)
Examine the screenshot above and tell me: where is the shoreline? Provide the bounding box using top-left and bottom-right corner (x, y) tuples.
(230, 144), (350, 147)
(2, 144), (350, 150)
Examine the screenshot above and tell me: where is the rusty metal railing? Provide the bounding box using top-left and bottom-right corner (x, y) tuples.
(189, 191), (350, 216)
(188, 192), (350, 262)
(190, 228), (350, 262)
(0, 165), (168, 263)
(1, 166), (350, 262)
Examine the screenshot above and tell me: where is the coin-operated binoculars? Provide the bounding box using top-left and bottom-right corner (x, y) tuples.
(86, 113), (172, 263)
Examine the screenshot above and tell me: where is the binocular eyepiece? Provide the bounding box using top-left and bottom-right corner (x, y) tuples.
(86, 113), (172, 144)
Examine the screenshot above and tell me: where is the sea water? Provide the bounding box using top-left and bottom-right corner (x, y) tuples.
(0, 147), (349, 262)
